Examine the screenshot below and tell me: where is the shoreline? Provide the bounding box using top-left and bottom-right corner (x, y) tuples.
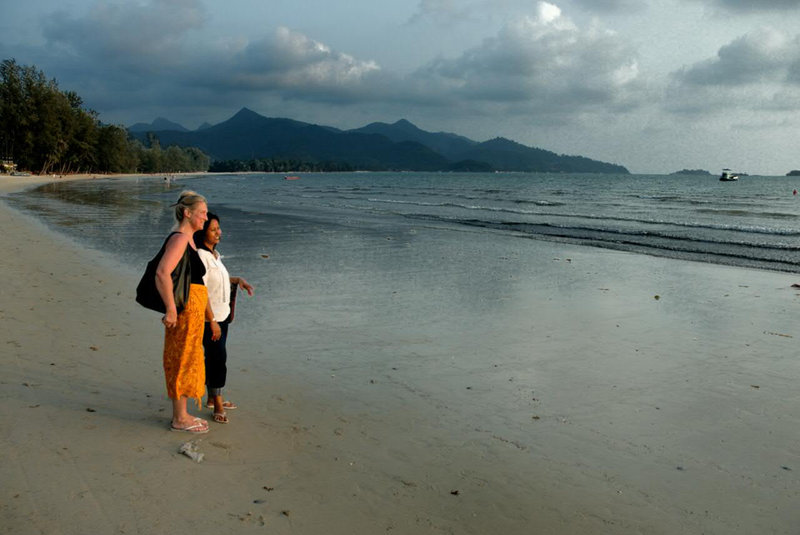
(2, 174), (800, 534)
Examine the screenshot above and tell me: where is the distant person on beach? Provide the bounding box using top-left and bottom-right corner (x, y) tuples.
(194, 213), (254, 424)
(156, 190), (211, 433)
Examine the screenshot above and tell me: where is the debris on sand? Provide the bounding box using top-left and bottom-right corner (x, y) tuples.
(179, 440), (204, 463)
(764, 331), (792, 338)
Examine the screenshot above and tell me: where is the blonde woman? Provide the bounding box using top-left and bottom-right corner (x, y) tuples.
(155, 190), (213, 433)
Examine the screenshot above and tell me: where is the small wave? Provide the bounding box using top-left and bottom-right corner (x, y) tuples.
(695, 208), (799, 220)
(403, 213), (800, 253)
(346, 195), (800, 237)
(513, 199), (565, 206)
(629, 194), (714, 205)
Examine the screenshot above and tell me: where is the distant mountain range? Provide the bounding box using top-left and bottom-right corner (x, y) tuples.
(128, 108), (629, 174)
(128, 117), (189, 133)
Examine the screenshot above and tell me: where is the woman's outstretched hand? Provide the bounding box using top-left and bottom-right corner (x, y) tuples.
(238, 278), (255, 297)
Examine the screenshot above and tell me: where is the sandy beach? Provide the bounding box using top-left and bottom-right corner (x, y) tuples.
(2, 174), (800, 534)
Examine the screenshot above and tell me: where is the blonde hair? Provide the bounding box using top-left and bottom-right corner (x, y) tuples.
(172, 190), (207, 222)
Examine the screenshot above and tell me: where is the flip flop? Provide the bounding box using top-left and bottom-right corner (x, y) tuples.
(206, 400), (238, 410)
(213, 411), (229, 424)
(171, 418), (209, 433)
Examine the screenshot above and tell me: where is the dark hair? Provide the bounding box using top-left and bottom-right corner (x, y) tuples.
(194, 212), (220, 252)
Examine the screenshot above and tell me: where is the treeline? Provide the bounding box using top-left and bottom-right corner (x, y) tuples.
(671, 169), (711, 176)
(0, 59), (209, 175)
(137, 135), (210, 174)
(209, 158), (354, 173)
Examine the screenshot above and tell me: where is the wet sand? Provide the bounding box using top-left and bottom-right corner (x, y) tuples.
(2, 174), (799, 534)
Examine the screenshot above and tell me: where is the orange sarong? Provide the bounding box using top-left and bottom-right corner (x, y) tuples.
(163, 284), (207, 407)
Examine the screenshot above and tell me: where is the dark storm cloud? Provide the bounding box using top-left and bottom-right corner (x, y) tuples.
(569, 0), (646, 14)
(789, 54), (800, 83)
(666, 29), (800, 115)
(17, 0), (647, 127)
(30, 1), (385, 115)
(218, 28), (381, 93)
(672, 29), (795, 86)
(41, 0), (205, 70)
(196, 3), (646, 123)
(407, 0), (478, 24)
(409, 0), (647, 24)
(413, 5), (644, 116)
(708, 0), (800, 10)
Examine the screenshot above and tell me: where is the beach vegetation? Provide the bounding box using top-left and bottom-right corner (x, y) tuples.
(208, 157), (354, 173)
(0, 59), (210, 175)
(134, 137), (210, 174)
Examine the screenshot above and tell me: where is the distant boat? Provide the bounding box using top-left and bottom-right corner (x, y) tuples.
(719, 169), (739, 181)
(284, 175), (300, 180)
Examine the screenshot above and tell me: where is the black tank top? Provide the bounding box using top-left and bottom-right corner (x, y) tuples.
(168, 232), (206, 284)
(188, 245), (206, 284)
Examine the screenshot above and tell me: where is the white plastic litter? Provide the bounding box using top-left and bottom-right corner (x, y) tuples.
(179, 440), (204, 463)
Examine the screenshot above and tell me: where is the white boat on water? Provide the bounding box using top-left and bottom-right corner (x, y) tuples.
(719, 168), (739, 181)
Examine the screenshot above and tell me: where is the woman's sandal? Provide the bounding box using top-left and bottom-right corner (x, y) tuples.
(171, 418), (209, 433)
(206, 400), (237, 410)
(213, 411), (229, 424)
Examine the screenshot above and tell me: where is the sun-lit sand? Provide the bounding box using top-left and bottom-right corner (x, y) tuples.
(2, 174), (799, 534)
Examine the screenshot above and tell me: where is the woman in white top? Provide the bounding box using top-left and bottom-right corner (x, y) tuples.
(194, 213), (254, 423)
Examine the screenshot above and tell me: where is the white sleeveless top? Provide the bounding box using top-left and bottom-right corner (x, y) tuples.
(197, 248), (231, 322)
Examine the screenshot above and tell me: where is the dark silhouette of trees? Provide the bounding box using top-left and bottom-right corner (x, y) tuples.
(0, 59), (209, 175)
(209, 158), (354, 173)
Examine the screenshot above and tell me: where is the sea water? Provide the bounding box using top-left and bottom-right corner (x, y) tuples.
(10, 171), (800, 273)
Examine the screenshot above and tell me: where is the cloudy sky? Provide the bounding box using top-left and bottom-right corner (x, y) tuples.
(2, 0), (800, 174)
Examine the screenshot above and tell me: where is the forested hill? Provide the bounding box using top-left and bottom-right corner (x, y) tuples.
(130, 108), (630, 174)
(0, 59), (208, 174)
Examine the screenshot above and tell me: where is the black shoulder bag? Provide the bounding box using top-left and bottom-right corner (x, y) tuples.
(135, 235), (192, 314)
